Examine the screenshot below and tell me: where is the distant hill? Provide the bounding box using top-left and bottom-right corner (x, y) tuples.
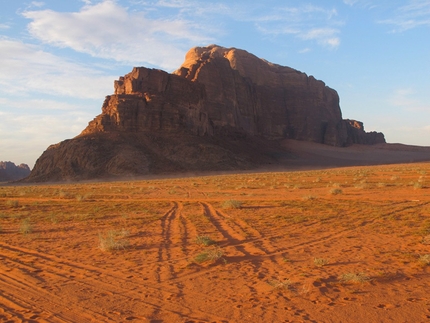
(0, 161), (31, 182)
(24, 45), (412, 183)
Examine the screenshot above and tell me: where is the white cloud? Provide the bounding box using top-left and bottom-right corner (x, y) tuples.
(378, 0), (430, 31)
(389, 88), (430, 111)
(0, 110), (94, 167)
(0, 38), (114, 99)
(0, 24), (10, 30)
(252, 4), (341, 49)
(343, 0), (359, 5)
(300, 28), (340, 48)
(22, 0), (213, 70)
(30, 1), (45, 7)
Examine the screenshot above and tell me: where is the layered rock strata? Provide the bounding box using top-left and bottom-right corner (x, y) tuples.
(26, 45), (385, 182)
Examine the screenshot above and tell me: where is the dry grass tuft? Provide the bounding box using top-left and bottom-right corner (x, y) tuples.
(221, 199), (243, 209)
(98, 229), (130, 252)
(194, 247), (224, 263)
(418, 254), (430, 266)
(195, 235), (216, 246)
(19, 218), (32, 234)
(313, 257), (329, 267)
(268, 278), (293, 290)
(339, 272), (370, 284)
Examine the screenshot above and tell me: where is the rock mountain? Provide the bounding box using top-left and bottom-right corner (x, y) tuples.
(0, 161), (31, 182)
(26, 45), (385, 182)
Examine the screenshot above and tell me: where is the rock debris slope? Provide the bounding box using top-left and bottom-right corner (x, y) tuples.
(26, 45), (385, 182)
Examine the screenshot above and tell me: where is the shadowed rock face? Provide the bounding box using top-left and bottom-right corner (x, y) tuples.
(26, 45), (386, 182)
(0, 162), (30, 182)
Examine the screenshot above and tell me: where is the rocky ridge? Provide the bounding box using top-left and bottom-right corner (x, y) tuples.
(26, 45), (386, 182)
(0, 161), (31, 182)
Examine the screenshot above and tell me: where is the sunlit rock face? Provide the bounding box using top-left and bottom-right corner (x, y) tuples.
(83, 45), (384, 145)
(27, 45), (385, 182)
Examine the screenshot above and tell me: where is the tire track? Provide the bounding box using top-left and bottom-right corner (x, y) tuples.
(0, 241), (230, 323)
(0, 273), (108, 323)
(200, 202), (281, 261)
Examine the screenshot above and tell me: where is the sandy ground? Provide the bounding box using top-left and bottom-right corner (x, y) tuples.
(1, 162), (430, 322)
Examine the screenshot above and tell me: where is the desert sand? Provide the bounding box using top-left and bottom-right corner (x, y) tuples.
(1, 162), (430, 322)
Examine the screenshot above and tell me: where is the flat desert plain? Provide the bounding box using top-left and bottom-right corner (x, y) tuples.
(1, 163), (430, 323)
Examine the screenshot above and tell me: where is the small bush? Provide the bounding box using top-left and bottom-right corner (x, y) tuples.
(268, 278), (292, 290)
(6, 200), (19, 208)
(419, 254), (430, 266)
(302, 195), (317, 201)
(414, 182), (423, 190)
(330, 188), (343, 195)
(98, 229), (130, 252)
(19, 218), (32, 234)
(313, 257), (329, 267)
(194, 247), (224, 263)
(221, 199), (243, 209)
(195, 235), (216, 246)
(339, 272), (370, 284)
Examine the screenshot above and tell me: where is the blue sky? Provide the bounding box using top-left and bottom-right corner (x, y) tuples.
(1, 0), (429, 167)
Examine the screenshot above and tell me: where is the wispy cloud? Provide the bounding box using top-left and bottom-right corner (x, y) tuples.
(0, 109), (94, 166)
(252, 5), (341, 49)
(22, 0), (213, 70)
(379, 0), (430, 31)
(390, 88), (430, 112)
(0, 38), (114, 99)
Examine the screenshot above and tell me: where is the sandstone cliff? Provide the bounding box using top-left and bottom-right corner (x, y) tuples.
(83, 45), (383, 146)
(25, 45), (386, 182)
(0, 161), (31, 182)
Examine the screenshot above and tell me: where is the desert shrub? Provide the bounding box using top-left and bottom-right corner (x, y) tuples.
(194, 247), (224, 263)
(58, 190), (72, 199)
(195, 235), (216, 246)
(414, 182), (424, 190)
(221, 199), (243, 209)
(419, 254), (430, 266)
(6, 200), (19, 208)
(268, 278), (293, 290)
(313, 257), (329, 267)
(422, 235), (430, 245)
(339, 272), (370, 284)
(19, 218), (32, 234)
(302, 195), (317, 201)
(98, 229), (130, 252)
(330, 188), (343, 195)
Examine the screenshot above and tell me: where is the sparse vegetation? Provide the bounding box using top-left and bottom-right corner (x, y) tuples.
(330, 188), (343, 195)
(413, 182), (423, 190)
(1, 163), (430, 321)
(6, 200), (19, 208)
(302, 195), (317, 201)
(19, 218), (32, 234)
(418, 254), (430, 266)
(194, 247), (224, 263)
(221, 199), (243, 209)
(313, 257), (329, 267)
(98, 229), (130, 252)
(339, 272), (370, 284)
(268, 278), (293, 290)
(195, 235), (216, 246)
